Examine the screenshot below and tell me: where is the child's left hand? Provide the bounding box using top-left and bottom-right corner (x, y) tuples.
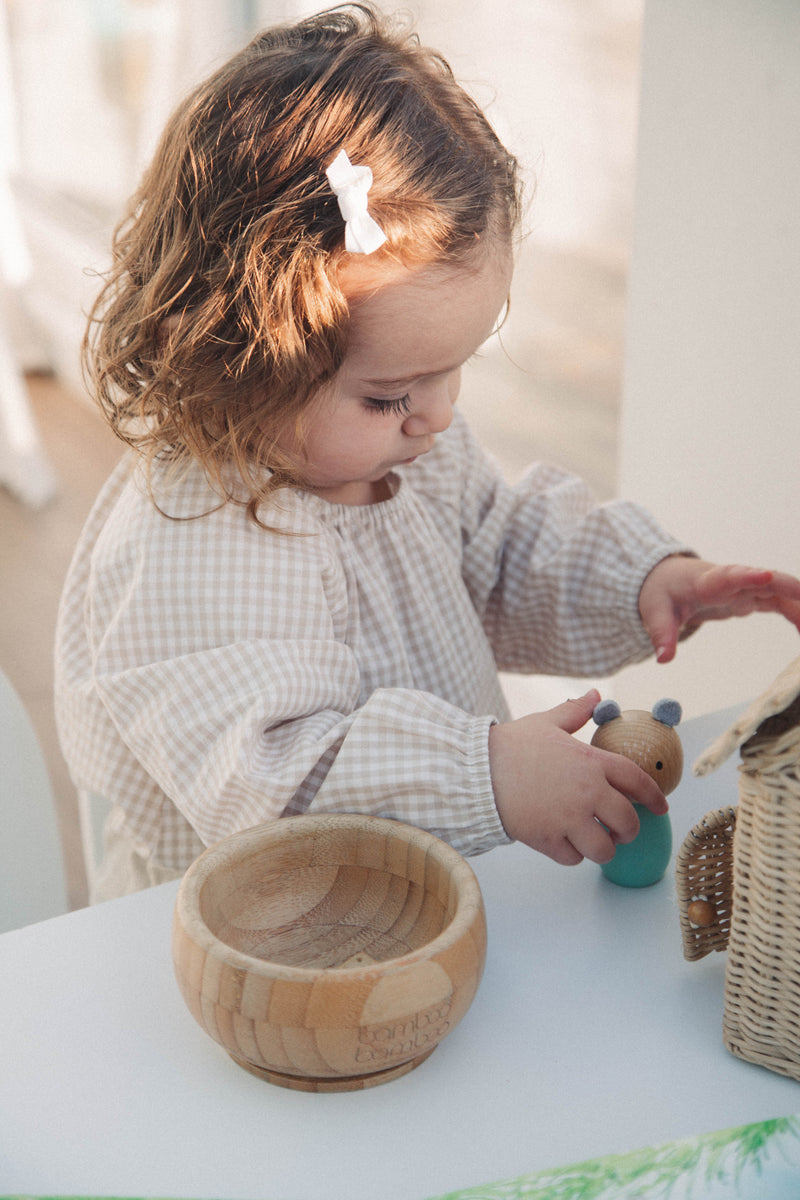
(639, 557), (800, 663)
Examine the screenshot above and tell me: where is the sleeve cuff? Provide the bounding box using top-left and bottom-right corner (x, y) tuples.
(460, 714), (513, 856)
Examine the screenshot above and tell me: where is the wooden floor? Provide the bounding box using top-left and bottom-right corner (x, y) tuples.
(1, 375), (123, 908)
(1, 239), (623, 911)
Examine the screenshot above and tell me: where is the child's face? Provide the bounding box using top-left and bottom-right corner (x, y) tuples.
(289, 245), (513, 505)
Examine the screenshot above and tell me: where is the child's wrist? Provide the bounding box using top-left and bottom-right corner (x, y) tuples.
(488, 723), (521, 842)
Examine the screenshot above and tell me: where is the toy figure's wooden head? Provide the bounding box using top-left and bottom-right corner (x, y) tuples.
(590, 699), (684, 795)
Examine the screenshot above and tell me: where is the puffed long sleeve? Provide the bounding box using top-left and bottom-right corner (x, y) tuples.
(411, 413), (690, 674)
(55, 412), (689, 871)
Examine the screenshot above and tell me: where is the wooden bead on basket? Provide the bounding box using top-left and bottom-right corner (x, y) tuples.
(687, 899), (717, 928)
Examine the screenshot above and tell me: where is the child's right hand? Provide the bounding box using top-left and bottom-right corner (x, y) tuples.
(488, 690), (669, 866)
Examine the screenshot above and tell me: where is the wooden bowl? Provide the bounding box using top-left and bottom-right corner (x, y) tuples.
(172, 814), (487, 1092)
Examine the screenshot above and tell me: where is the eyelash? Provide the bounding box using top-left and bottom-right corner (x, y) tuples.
(365, 394), (412, 417)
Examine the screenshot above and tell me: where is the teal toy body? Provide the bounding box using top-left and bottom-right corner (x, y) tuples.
(600, 803), (673, 887)
(591, 699), (683, 888)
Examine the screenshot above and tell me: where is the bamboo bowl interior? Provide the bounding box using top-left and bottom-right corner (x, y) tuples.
(199, 823), (456, 970)
(172, 814), (487, 1091)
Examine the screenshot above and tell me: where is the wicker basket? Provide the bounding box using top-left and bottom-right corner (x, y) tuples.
(678, 656), (800, 1082)
(675, 806), (737, 961)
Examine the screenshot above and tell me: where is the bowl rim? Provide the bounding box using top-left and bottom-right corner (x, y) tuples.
(173, 814), (485, 982)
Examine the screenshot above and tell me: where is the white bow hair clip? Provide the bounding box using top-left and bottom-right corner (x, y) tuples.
(325, 149), (387, 255)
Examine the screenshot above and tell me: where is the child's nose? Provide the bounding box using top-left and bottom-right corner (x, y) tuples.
(402, 384), (455, 437)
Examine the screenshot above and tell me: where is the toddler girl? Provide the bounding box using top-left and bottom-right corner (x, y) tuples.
(55, 3), (800, 901)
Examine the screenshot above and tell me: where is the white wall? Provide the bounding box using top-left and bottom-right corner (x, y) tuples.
(413, 0), (643, 256)
(615, 0), (800, 719)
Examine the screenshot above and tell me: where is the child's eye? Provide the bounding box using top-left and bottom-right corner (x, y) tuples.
(365, 394), (411, 417)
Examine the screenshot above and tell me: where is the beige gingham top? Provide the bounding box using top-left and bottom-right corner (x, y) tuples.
(55, 411), (688, 870)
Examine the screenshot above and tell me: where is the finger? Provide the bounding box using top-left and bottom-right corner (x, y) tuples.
(601, 752), (669, 816)
(533, 829), (586, 866)
(594, 792), (641, 847)
(694, 565), (774, 604)
(639, 592), (681, 663)
(546, 689), (601, 735)
(751, 573), (800, 628)
(692, 565), (800, 610)
(767, 570), (800, 602)
(569, 819), (619, 865)
(547, 836), (585, 867)
(692, 570), (800, 625)
(654, 633), (678, 664)
(773, 596), (800, 631)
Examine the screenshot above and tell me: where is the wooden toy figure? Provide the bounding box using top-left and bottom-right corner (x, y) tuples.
(591, 699), (683, 887)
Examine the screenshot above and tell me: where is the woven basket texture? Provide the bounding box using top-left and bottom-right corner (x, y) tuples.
(676, 807), (737, 961)
(723, 704), (800, 1080)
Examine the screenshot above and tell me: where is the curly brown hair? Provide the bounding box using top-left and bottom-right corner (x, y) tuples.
(84, 3), (522, 521)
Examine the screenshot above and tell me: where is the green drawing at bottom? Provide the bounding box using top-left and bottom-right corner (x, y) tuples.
(6, 1115), (799, 1200)
(426, 1115), (800, 1200)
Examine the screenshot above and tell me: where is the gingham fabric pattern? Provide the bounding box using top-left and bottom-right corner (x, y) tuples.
(55, 410), (689, 871)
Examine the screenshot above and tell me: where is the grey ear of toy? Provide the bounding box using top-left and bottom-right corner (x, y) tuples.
(652, 698), (682, 727)
(593, 699), (621, 726)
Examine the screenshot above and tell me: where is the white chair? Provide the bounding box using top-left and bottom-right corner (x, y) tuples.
(0, 668), (68, 932)
(77, 787), (113, 895)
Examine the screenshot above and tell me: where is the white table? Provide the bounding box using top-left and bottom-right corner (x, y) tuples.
(2, 707), (799, 1199)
